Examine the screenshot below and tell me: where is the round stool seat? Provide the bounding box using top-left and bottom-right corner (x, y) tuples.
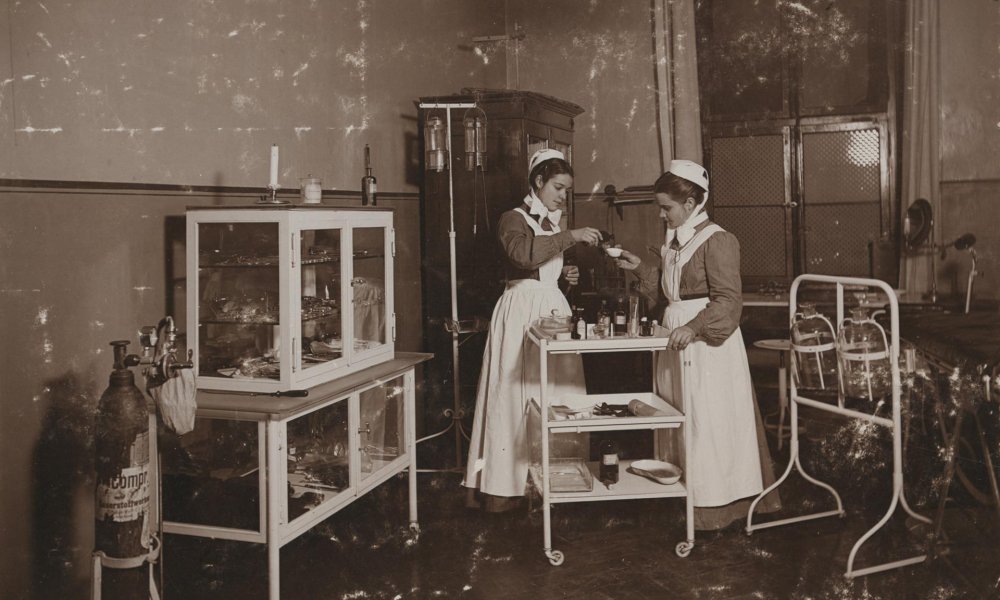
(754, 339), (791, 352)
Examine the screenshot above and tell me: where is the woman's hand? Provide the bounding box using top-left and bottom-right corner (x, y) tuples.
(614, 249), (642, 271)
(570, 227), (602, 246)
(667, 325), (696, 350)
(562, 265), (580, 286)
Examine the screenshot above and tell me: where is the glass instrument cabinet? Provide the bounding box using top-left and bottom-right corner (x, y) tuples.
(186, 206), (395, 392)
(161, 354), (430, 600)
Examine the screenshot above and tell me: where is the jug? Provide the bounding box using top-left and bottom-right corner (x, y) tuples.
(837, 307), (892, 403)
(790, 302), (838, 392)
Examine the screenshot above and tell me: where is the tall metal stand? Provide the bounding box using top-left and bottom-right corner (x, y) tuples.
(416, 101), (477, 471)
(746, 274), (931, 579)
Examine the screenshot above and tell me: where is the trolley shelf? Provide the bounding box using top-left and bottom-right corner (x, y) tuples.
(531, 459), (687, 503)
(530, 392), (684, 432)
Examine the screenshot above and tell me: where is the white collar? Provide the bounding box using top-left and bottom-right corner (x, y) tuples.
(525, 192), (562, 228)
(666, 197), (710, 248)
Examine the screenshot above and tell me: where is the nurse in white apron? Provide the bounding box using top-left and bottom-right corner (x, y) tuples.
(464, 149), (603, 512)
(616, 160), (780, 529)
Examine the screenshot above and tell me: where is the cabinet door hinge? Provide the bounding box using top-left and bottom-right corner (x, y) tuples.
(392, 313), (397, 342)
(390, 228), (396, 258)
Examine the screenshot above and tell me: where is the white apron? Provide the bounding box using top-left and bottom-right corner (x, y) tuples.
(655, 225), (763, 507)
(463, 209), (586, 497)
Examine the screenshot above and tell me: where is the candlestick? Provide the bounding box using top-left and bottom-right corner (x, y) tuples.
(269, 144), (279, 188)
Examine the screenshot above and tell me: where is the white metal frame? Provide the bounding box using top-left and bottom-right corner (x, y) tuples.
(746, 274), (931, 579)
(527, 326), (694, 565)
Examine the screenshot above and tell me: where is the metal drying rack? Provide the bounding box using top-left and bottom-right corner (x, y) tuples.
(746, 274), (932, 579)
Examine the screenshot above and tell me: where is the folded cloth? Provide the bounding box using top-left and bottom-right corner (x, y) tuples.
(151, 368), (197, 435)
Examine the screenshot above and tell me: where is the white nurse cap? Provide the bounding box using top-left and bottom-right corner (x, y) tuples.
(668, 159), (709, 191)
(529, 148), (566, 172)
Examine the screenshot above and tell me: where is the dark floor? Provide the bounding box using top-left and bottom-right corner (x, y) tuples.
(162, 381), (1000, 599)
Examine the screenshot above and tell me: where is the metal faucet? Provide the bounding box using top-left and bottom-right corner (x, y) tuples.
(138, 316), (193, 388)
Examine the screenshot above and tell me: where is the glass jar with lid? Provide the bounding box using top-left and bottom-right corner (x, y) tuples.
(790, 302), (838, 392)
(836, 307), (892, 403)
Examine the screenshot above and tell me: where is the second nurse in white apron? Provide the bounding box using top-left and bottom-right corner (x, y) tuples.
(464, 149), (603, 512)
(616, 160), (779, 530)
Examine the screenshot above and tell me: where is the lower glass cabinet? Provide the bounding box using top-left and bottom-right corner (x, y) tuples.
(162, 354), (428, 588)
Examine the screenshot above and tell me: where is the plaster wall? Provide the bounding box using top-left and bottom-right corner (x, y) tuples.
(0, 1), (503, 597)
(508, 0), (666, 265)
(938, 1), (1000, 301)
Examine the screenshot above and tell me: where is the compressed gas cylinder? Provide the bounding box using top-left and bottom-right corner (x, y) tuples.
(94, 340), (152, 598)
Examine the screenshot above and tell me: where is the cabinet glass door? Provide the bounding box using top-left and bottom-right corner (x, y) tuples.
(197, 222), (281, 381)
(358, 376), (405, 483)
(162, 417), (262, 532)
(286, 399), (350, 522)
(300, 227), (344, 369)
(352, 227), (387, 353)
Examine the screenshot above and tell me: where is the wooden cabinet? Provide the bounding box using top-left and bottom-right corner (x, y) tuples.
(416, 90), (584, 457)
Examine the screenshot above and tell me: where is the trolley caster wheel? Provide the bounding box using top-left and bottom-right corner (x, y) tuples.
(409, 523), (421, 535)
(546, 550), (565, 566)
(745, 529), (753, 537)
(675, 541), (693, 558)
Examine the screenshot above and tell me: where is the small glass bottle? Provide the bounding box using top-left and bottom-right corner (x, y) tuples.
(599, 439), (620, 486)
(613, 295), (627, 336)
(595, 300), (611, 338)
(639, 316), (651, 337)
(571, 306), (585, 340)
(361, 144), (377, 206)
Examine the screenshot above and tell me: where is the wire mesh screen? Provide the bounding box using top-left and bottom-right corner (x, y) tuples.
(802, 129), (881, 204)
(802, 127), (883, 276)
(714, 206), (788, 278)
(710, 133), (788, 279)
(803, 204), (881, 275)
(712, 135), (785, 207)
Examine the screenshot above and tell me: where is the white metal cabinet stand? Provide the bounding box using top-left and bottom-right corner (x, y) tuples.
(162, 353), (430, 599)
(526, 326), (694, 565)
(746, 274), (931, 579)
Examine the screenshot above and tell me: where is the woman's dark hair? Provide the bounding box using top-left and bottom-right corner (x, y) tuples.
(653, 171), (706, 205)
(529, 158), (574, 192)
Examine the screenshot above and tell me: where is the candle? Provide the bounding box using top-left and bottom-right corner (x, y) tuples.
(269, 144), (279, 187)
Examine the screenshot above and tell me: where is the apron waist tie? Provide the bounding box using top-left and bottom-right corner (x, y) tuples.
(679, 292), (710, 301)
(506, 278), (559, 291)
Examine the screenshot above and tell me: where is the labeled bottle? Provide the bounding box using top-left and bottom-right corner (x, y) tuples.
(595, 300), (611, 338)
(613, 295), (627, 336)
(361, 144), (377, 206)
(599, 439), (620, 486)
(571, 306), (586, 340)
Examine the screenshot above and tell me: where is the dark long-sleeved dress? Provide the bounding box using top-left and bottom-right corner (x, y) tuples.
(463, 205), (586, 498)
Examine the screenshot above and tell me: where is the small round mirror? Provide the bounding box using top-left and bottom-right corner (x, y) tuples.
(905, 198), (933, 248)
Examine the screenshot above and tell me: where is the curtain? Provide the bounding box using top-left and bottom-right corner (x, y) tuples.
(899, 0), (940, 299)
(653, 0), (703, 168)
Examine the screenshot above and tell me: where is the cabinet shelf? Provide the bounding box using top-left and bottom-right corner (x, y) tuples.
(199, 251), (385, 269)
